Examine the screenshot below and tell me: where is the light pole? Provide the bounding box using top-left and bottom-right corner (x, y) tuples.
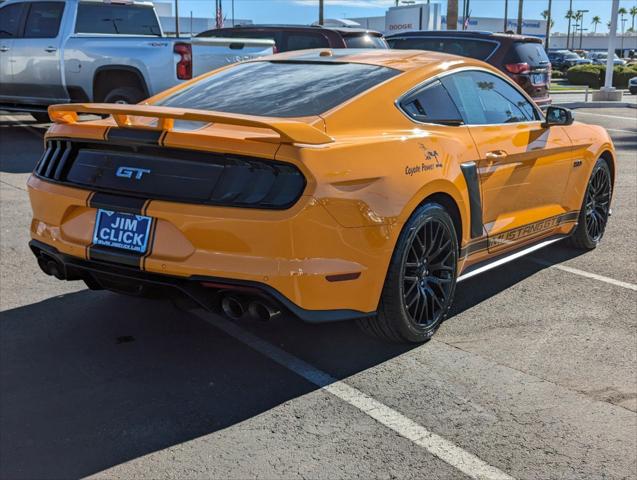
(174, 0), (180, 37)
(620, 18), (627, 57)
(577, 10), (589, 50)
(544, 0), (552, 50)
(319, 0), (324, 25)
(579, 28), (588, 49)
(516, 0), (523, 34)
(503, 0), (508, 31)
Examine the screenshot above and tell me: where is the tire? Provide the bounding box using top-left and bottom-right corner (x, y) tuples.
(357, 203), (458, 343)
(30, 112), (50, 123)
(103, 86), (145, 104)
(569, 158), (612, 250)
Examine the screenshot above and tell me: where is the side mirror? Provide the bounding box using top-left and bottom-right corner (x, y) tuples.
(542, 106), (574, 127)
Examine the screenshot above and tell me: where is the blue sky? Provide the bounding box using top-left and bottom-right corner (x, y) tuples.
(173, 0), (637, 33)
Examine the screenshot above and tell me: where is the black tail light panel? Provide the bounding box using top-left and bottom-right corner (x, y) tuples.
(33, 139), (306, 210)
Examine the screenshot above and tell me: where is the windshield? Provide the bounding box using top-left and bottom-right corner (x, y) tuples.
(156, 61), (400, 117)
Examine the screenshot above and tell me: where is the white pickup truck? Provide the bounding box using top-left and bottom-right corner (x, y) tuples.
(0, 0), (274, 122)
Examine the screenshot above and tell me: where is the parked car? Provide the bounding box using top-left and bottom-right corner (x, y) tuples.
(386, 30), (552, 106)
(29, 50), (615, 343)
(196, 24), (388, 52)
(548, 50), (592, 71)
(629, 77), (637, 94)
(586, 51), (626, 66)
(0, 0), (274, 122)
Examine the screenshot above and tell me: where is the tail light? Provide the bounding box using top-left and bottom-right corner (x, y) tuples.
(505, 62), (531, 74)
(272, 44), (279, 54)
(174, 42), (192, 80)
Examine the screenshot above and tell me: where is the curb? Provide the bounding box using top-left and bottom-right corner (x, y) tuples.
(554, 101), (637, 109)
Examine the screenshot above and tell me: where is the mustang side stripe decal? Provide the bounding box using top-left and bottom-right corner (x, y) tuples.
(460, 211), (579, 257)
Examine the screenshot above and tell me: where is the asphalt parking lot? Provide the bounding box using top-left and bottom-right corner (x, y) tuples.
(0, 108), (635, 479)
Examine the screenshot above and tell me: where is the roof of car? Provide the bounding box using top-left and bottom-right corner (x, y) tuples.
(256, 48), (488, 72)
(202, 24), (382, 35)
(385, 30), (543, 43)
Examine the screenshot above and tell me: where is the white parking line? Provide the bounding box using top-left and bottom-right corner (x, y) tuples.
(532, 259), (637, 291)
(195, 311), (515, 480)
(574, 111), (637, 121)
(606, 128), (637, 134)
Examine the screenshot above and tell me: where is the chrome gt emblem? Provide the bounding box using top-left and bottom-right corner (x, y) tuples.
(116, 166), (151, 180)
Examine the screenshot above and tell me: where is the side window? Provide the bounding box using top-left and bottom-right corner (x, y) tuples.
(284, 33), (329, 52)
(399, 80), (463, 125)
(23, 1), (64, 38)
(0, 3), (25, 38)
(441, 70), (538, 125)
(75, 4), (161, 36)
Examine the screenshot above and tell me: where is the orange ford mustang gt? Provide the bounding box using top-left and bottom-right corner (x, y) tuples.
(28, 49), (615, 343)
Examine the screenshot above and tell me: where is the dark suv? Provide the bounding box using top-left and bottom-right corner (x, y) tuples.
(547, 50), (592, 71)
(386, 31), (551, 106)
(197, 24), (387, 52)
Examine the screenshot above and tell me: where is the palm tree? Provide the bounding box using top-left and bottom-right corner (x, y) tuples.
(541, 9), (554, 29)
(630, 6), (637, 31)
(565, 9), (574, 48)
(591, 15), (601, 34)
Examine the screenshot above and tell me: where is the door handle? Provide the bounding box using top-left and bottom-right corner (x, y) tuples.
(0, 46), (9, 52)
(44, 46), (57, 53)
(485, 150), (508, 161)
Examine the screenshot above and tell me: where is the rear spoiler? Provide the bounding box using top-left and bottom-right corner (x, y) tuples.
(48, 103), (334, 145)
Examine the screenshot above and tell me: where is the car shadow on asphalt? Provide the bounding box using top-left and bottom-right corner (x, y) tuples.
(0, 241), (586, 479)
(0, 123), (45, 174)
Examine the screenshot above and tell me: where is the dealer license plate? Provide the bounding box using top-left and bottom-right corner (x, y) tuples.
(92, 209), (152, 254)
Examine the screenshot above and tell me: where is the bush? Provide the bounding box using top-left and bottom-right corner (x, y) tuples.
(551, 70), (565, 79)
(566, 64), (637, 88)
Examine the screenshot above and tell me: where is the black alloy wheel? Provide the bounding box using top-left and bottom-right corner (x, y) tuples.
(402, 217), (455, 328)
(570, 158), (612, 250)
(584, 165), (611, 242)
(358, 203), (458, 343)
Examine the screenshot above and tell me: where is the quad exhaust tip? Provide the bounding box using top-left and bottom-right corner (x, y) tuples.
(248, 300), (281, 322)
(220, 294), (281, 322)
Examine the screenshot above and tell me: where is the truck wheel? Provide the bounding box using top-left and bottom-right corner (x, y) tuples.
(103, 87), (145, 104)
(569, 158), (612, 250)
(357, 203), (458, 343)
(31, 112), (50, 123)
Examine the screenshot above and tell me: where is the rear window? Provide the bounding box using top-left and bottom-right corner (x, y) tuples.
(285, 32), (329, 51)
(505, 42), (550, 67)
(387, 37), (497, 60)
(75, 3), (161, 36)
(156, 61), (400, 117)
(344, 34), (387, 49)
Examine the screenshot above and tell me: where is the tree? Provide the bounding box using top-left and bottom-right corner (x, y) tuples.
(630, 6), (637, 31)
(541, 9), (554, 29)
(565, 9), (574, 48)
(447, 0), (458, 30)
(591, 15), (601, 33)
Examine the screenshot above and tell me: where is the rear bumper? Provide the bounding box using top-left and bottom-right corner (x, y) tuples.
(28, 175), (394, 317)
(30, 239), (372, 323)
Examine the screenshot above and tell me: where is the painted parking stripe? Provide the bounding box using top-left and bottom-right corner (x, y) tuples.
(196, 311), (516, 480)
(532, 258), (637, 291)
(573, 111), (637, 121)
(606, 128), (637, 134)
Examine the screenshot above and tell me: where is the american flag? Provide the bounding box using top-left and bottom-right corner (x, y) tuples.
(216, 0), (223, 29)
